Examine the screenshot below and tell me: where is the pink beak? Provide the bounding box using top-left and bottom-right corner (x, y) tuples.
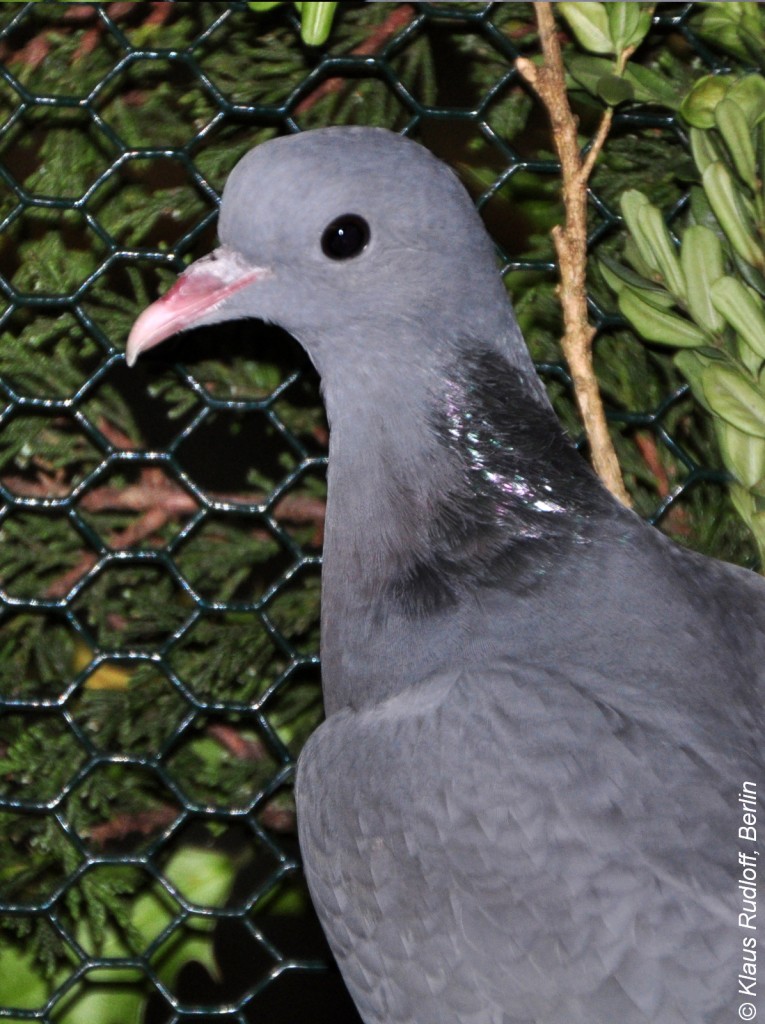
(126, 247), (269, 367)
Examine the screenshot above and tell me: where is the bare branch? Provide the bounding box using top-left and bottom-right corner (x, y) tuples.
(207, 724), (269, 762)
(87, 805), (179, 846)
(517, 3), (631, 507)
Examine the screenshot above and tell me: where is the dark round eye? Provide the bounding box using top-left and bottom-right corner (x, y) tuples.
(321, 214), (370, 260)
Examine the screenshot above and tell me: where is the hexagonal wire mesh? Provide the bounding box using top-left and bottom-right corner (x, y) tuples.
(0, 2), (748, 1023)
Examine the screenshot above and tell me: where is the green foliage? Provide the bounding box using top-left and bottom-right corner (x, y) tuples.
(692, 2), (765, 65)
(0, 846), (238, 1024)
(248, 1), (338, 47)
(603, 65), (765, 567)
(558, 2), (669, 101)
(563, 1), (653, 56)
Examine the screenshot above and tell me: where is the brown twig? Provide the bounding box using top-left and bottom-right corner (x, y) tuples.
(259, 802), (296, 833)
(634, 432), (690, 535)
(634, 432), (670, 497)
(9, 35), (49, 71)
(294, 4), (416, 115)
(86, 798), (294, 845)
(62, 2), (137, 22)
(0, 2), (172, 66)
(2, 461), (326, 598)
(96, 417), (138, 451)
(207, 723), (269, 762)
(87, 805), (180, 846)
(72, 2), (173, 61)
(43, 505), (172, 599)
(516, 2), (631, 507)
(3, 471), (326, 524)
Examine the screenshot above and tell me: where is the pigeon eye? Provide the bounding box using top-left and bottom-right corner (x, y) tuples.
(321, 215), (370, 260)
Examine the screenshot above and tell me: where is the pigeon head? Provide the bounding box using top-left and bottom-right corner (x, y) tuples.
(126, 127), (535, 395)
(127, 125), (609, 709)
(127, 126), (603, 582)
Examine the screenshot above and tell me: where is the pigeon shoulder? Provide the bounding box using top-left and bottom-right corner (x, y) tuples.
(296, 660), (740, 1024)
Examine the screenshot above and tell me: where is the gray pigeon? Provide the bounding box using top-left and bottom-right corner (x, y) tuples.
(127, 127), (764, 1024)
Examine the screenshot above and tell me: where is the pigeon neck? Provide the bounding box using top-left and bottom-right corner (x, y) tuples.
(319, 343), (610, 713)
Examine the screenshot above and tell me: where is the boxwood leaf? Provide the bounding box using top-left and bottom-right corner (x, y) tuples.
(715, 96), (758, 189)
(711, 276), (765, 358)
(558, 3), (614, 54)
(703, 162), (762, 268)
(702, 362), (765, 439)
(599, 254), (673, 304)
(606, 2), (644, 52)
(597, 73), (634, 106)
(619, 290), (707, 347)
(728, 73), (765, 128)
(681, 225), (726, 332)
(690, 126), (723, 176)
(636, 203), (686, 299)
(680, 74), (732, 129)
(624, 63), (681, 108)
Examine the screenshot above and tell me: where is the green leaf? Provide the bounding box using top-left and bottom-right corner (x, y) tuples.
(0, 846), (238, 1024)
(558, 2), (614, 54)
(599, 256), (676, 308)
(690, 126), (722, 175)
(688, 184), (719, 236)
(680, 74), (732, 129)
(732, 249), (765, 301)
(629, 5), (654, 49)
(703, 162), (763, 268)
(715, 96), (758, 190)
(296, 1), (337, 46)
(758, 120), (765, 196)
(599, 255), (669, 298)
(623, 63), (681, 109)
(681, 225), (726, 333)
(719, 425), (765, 490)
(620, 189), (658, 272)
(694, 3), (754, 63)
(162, 845), (237, 910)
(636, 203), (686, 299)
(623, 236), (659, 280)
(0, 941), (52, 1011)
(566, 52), (674, 109)
(702, 363), (765, 439)
(53, 971), (145, 1024)
(597, 73), (634, 106)
(247, 1), (337, 45)
(605, 2), (650, 52)
(674, 349), (720, 413)
(711, 276), (765, 359)
(738, 3), (765, 64)
(728, 74), (765, 128)
(618, 290), (707, 347)
(566, 53), (614, 98)
(606, 0), (643, 52)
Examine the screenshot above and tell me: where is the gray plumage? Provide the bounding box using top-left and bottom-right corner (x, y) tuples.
(127, 126), (765, 1024)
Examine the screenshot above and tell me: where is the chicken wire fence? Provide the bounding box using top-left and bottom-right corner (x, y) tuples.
(0, 3), (741, 1023)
